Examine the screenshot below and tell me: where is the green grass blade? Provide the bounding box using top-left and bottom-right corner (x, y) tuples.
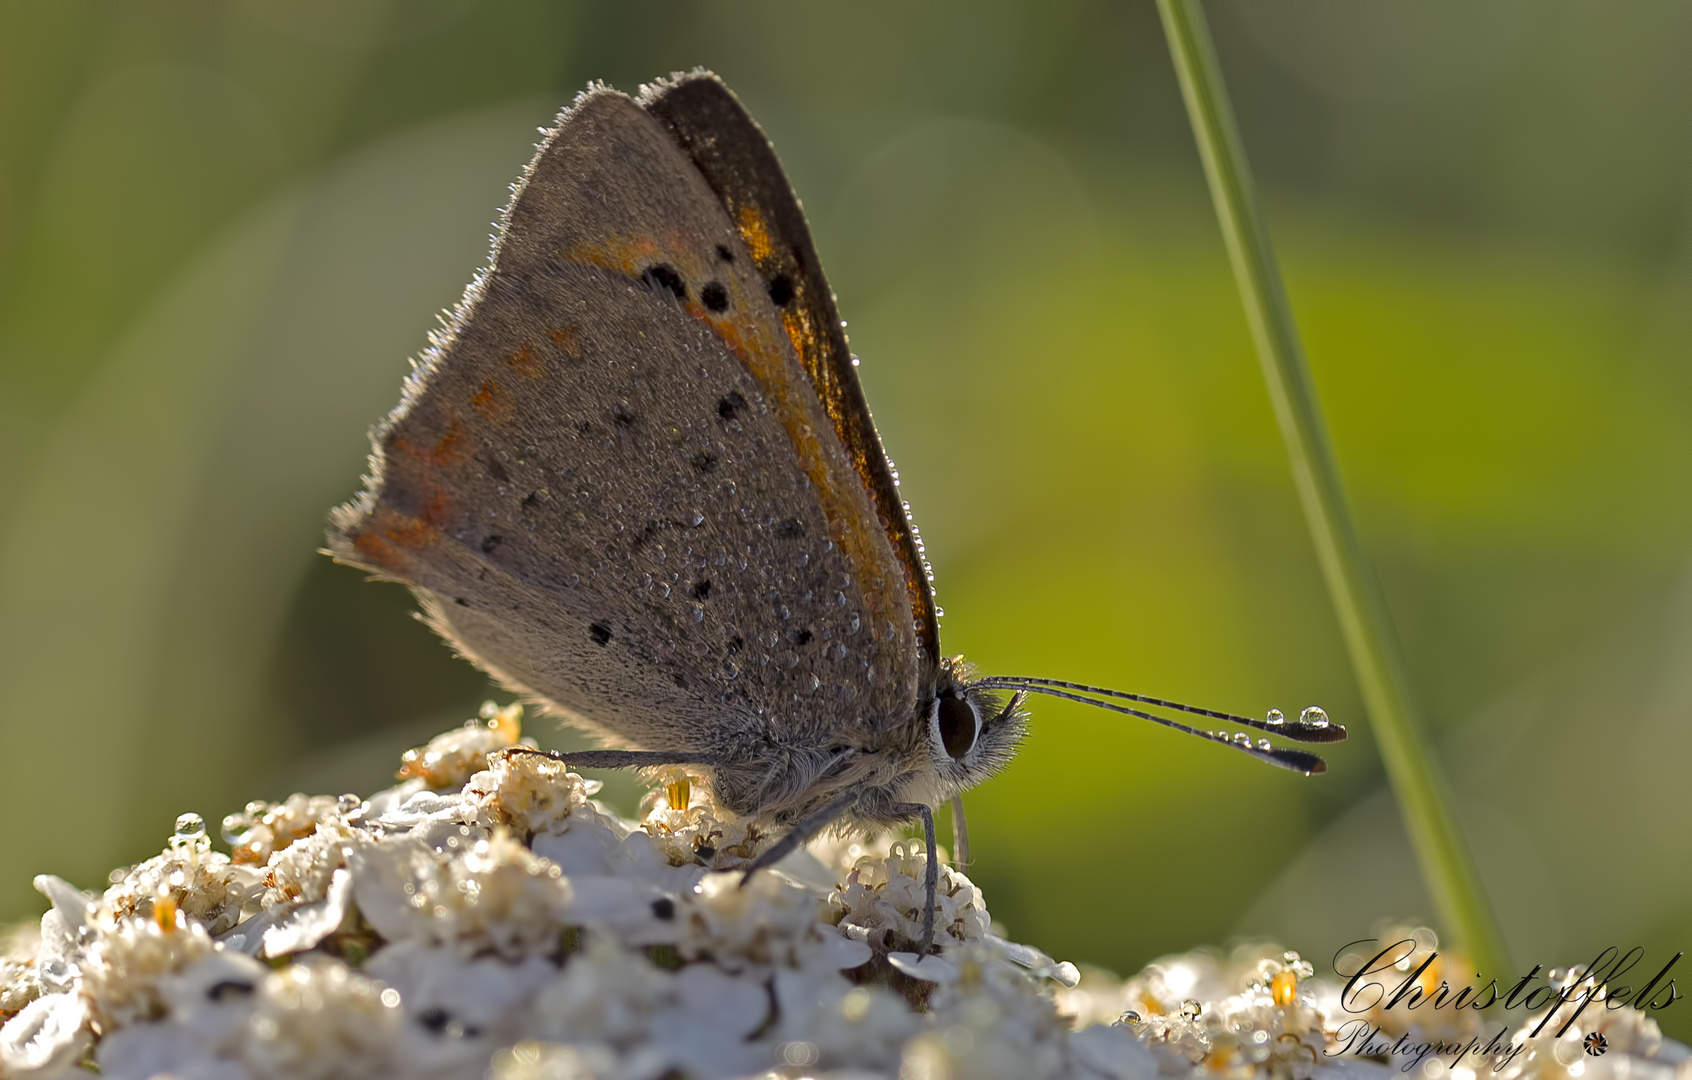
(1154, 0), (1512, 979)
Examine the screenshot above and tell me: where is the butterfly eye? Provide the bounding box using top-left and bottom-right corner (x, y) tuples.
(934, 693), (980, 761)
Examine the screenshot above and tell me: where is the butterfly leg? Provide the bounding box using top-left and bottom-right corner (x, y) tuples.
(950, 794), (971, 868)
(501, 747), (719, 769)
(738, 787), (861, 883)
(890, 801), (940, 956)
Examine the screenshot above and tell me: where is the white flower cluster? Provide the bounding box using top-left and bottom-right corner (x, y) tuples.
(0, 707), (1687, 1080)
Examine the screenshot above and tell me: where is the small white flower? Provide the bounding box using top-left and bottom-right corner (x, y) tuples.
(260, 818), (369, 912)
(352, 830), (573, 959)
(239, 959), (402, 1080)
(222, 794), (355, 868)
(83, 917), (219, 1032)
(772, 966), (919, 1073)
(98, 832), (262, 939)
(397, 702), (530, 790)
(465, 748), (607, 839)
(678, 871), (846, 973)
(639, 768), (770, 872)
(829, 835), (991, 954)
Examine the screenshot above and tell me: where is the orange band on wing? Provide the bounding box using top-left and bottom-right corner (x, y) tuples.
(559, 232), (905, 633)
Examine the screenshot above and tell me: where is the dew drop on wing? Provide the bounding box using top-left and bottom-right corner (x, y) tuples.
(1299, 706), (1330, 729)
(1266, 709), (1285, 726)
(1233, 732), (1251, 746)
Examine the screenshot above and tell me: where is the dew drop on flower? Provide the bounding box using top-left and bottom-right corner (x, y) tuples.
(173, 813), (206, 839)
(1179, 999), (1202, 1020)
(1299, 706), (1329, 729)
(1266, 709), (1285, 726)
(1116, 1010), (1143, 1027)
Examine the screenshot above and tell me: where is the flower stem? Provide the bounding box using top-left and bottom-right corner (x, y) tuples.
(1154, 0), (1511, 979)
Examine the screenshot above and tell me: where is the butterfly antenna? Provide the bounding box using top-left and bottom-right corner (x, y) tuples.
(969, 677), (1343, 776)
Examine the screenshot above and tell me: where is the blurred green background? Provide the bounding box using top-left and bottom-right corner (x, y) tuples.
(2, 0), (1690, 1036)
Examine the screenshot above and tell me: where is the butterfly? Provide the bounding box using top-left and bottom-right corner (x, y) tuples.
(327, 69), (1344, 955)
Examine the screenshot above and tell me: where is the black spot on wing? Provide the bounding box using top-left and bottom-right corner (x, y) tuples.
(776, 518), (804, 539)
(717, 391), (746, 421)
(715, 244), (735, 264)
(766, 273), (794, 307)
(481, 535), (503, 555)
(589, 622), (612, 646)
(641, 263), (686, 300)
(700, 281), (728, 312)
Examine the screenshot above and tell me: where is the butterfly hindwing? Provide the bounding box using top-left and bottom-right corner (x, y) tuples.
(328, 88), (920, 811)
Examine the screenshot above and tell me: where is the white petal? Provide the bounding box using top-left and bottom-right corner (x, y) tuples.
(349, 837), (443, 943)
(261, 866), (352, 957)
(32, 876), (92, 935)
(531, 820), (621, 875)
(673, 964), (769, 1038)
(819, 932), (874, 970)
(1070, 1024), (1160, 1080)
(0, 991), (90, 1075)
(887, 952), (959, 983)
(94, 1021), (201, 1080)
(214, 907), (282, 956)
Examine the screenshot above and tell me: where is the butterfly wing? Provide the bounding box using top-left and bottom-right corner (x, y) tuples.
(641, 72), (943, 676)
(327, 87), (920, 810)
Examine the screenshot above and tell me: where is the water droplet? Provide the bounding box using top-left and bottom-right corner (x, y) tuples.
(828, 643), (847, 661)
(1257, 738), (1272, 751)
(1232, 732), (1250, 746)
(337, 794), (361, 814)
(1179, 999), (1202, 1020)
(1299, 706), (1330, 728)
(1116, 1010), (1143, 1027)
(173, 813), (205, 838)
(1266, 709), (1285, 725)
(846, 614), (861, 635)
(687, 511), (704, 527)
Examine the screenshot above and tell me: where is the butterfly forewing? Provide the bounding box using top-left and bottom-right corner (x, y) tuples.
(328, 89), (920, 812)
(641, 72), (943, 677)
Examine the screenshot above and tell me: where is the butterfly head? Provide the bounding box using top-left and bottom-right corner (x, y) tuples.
(904, 655), (1028, 806)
